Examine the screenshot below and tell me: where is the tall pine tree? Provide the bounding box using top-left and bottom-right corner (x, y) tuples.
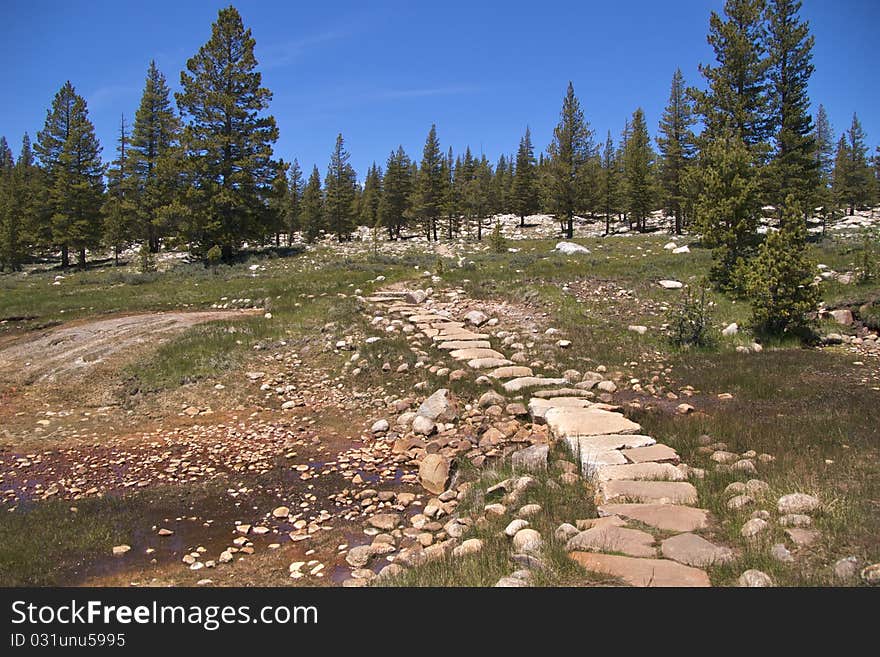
(832, 113), (874, 215)
(657, 69), (696, 234)
(547, 82), (594, 239)
(324, 133), (357, 241)
(623, 108), (654, 233)
(301, 165), (324, 243)
(131, 61), (181, 251)
(380, 146), (412, 240)
(35, 81), (104, 268)
(765, 0), (818, 214)
(512, 127), (538, 228)
(286, 159), (303, 243)
(175, 6), (281, 260)
(599, 131), (619, 236)
(103, 115), (138, 264)
(416, 124), (443, 241)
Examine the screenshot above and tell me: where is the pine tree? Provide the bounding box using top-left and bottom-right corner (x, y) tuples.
(494, 154), (510, 215)
(35, 81), (104, 268)
(416, 124), (443, 241)
(456, 147), (476, 237)
(103, 115), (138, 264)
(442, 147), (457, 239)
(286, 159), (303, 243)
(657, 69), (697, 234)
(268, 159), (290, 246)
(745, 195), (819, 336)
(832, 113), (874, 215)
(0, 137), (15, 271)
(380, 146), (413, 240)
(175, 6), (281, 259)
(547, 82), (594, 238)
(623, 108), (654, 232)
(696, 131), (762, 289)
(765, 0), (818, 213)
(360, 162), (383, 230)
(0, 138), (11, 170)
(323, 133), (357, 241)
(131, 61), (181, 251)
(813, 104), (835, 222)
(512, 127), (538, 228)
(599, 131), (619, 236)
(301, 165), (324, 243)
(695, 0), (771, 153)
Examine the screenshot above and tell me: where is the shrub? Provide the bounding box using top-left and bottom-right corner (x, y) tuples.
(489, 221), (507, 254)
(138, 242), (156, 274)
(667, 281), (716, 348)
(744, 197), (820, 337)
(856, 227), (879, 283)
(206, 244), (222, 267)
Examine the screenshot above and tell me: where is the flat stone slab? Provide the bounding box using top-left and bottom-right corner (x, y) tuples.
(408, 315), (450, 323)
(450, 348), (508, 361)
(660, 533), (734, 567)
(431, 321), (466, 331)
(532, 388), (593, 398)
(570, 552), (711, 587)
(597, 480), (699, 505)
(595, 462), (686, 482)
(566, 525), (657, 558)
(503, 377), (568, 393)
(621, 444), (680, 464)
(528, 397), (594, 421)
(488, 366), (534, 379)
(598, 504), (710, 532)
(432, 331), (490, 342)
(468, 357), (513, 369)
(545, 408), (642, 441)
(436, 340), (492, 350)
(566, 434), (656, 461)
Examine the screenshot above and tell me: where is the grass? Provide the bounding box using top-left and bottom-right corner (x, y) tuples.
(633, 348), (880, 586)
(379, 444), (617, 587)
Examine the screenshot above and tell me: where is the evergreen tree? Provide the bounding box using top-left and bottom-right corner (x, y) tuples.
(442, 147), (458, 239)
(547, 82), (594, 238)
(696, 131), (762, 289)
(103, 115), (138, 264)
(744, 195), (819, 335)
(512, 127), (538, 227)
(0, 138), (11, 170)
(286, 159), (303, 243)
(131, 60), (181, 251)
(832, 113), (874, 215)
(765, 0), (817, 213)
(0, 137), (15, 271)
(323, 133), (358, 241)
(380, 146), (412, 239)
(35, 81), (104, 268)
(175, 6), (281, 260)
(301, 165), (324, 243)
(456, 147), (476, 236)
(657, 69), (697, 233)
(416, 124), (443, 241)
(813, 104), (835, 220)
(599, 131), (619, 236)
(268, 159), (290, 246)
(469, 155), (495, 240)
(360, 162), (383, 230)
(623, 108), (655, 232)
(494, 154), (510, 215)
(695, 0), (771, 153)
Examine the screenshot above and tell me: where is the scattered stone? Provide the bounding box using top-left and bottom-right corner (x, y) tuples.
(740, 518), (769, 539)
(860, 563), (880, 585)
(505, 519), (530, 537)
(452, 538), (484, 558)
(770, 543), (794, 563)
(727, 495), (755, 511)
(779, 514), (812, 527)
(554, 241), (590, 255)
(511, 445), (549, 472)
(832, 556), (861, 582)
(738, 569), (774, 587)
(512, 528), (543, 554)
(272, 506), (290, 519)
(112, 545), (131, 556)
(370, 419), (390, 434)
(777, 493), (820, 515)
(658, 280), (683, 289)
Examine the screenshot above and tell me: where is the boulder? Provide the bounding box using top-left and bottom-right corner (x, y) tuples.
(554, 241), (590, 255)
(419, 454), (450, 494)
(511, 445), (549, 472)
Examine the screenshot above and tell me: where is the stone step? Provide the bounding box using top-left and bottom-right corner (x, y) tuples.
(545, 408), (642, 441)
(566, 525), (657, 558)
(407, 314), (450, 323)
(431, 331), (490, 342)
(468, 357), (514, 369)
(568, 434), (656, 464)
(595, 462), (686, 482)
(620, 444), (680, 464)
(660, 533), (735, 568)
(569, 552), (711, 587)
(528, 397), (594, 422)
(487, 366), (534, 379)
(502, 377), (568, 393)
(430, 321), (466, 331)
(450, 348), (508, 361)
(597, 480), (698, 505)
(436, 340), (492, 350)
(597, 504), (710, 532)
(532, 388), (594, 399)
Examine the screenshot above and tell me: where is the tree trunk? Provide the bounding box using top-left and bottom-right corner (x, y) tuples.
(61, 244), (69, 268)
(221, 243), (233, 262)
(566, 215), (573, 239)
(520, 214), (525, 228)
(77, 247), (86, 269)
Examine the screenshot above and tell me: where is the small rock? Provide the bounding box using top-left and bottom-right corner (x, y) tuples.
(738, 569), (774, 587)
(371, 419), (390, 434)
(770, 543), (794, 563)
(512, 528), (543, 554)
(741, 517), (769, 539)
(777, 493), (820, 515)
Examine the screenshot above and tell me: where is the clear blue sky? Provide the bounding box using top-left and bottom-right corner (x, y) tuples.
(2, 0), (878, 178)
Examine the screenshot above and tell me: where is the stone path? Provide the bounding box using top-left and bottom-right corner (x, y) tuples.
(364, 285), (728, 587)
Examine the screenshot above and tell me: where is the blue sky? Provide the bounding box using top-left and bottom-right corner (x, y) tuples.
(2, 0), (878, 178)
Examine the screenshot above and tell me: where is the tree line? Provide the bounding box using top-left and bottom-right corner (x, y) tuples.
(1, 0), (879, 275)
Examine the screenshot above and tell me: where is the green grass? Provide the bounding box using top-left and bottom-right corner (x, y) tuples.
(379, 445), (615, 587)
